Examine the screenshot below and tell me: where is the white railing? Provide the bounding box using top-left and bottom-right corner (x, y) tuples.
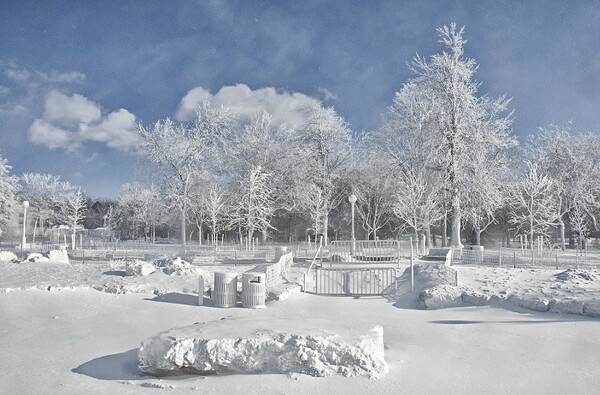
(302, 237), (323, 292)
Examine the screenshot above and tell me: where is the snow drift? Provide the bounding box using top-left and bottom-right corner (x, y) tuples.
(138, 317), (387, 378)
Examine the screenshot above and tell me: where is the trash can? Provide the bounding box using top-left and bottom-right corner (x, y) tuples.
(213, 272), (238, 308)
(242, 272), (266, 309)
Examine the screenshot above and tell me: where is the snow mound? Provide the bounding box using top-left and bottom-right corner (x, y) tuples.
(419, 285), (464, 309)
(0, 251), (18, 262)
(154, 257), (203, 276)
(138, 318), (388, 378)
(47, 248), (69, 263)
(22, 253), (50, 263)
(554, 269), (598, 282)
(125, 260), (157, 277)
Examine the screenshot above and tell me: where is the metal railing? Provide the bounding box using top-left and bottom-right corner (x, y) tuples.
(302, 237), (323, 292)
(311, 267), (398, 295)
(453, 248), (600, 269)
(329, 239), (408, 263)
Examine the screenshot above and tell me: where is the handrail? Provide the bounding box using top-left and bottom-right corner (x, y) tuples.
(302, 236), (323, 292)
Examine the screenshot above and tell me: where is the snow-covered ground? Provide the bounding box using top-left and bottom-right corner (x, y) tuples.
(418, 263), (600, 317)
(1, 255), (599, 394)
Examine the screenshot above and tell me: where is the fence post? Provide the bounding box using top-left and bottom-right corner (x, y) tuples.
(555, 254), (559, 269)
(513, 251), (516, 268)
(498, 250), (502, 266)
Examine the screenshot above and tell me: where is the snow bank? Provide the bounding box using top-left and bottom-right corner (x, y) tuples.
(0, 251), (18, 262)
(419, 285), (464, 309)
(138, 318), (388, 378)
(22, 253), (50, 263)
(417, 265), (600, 318)
(47, 248), (69, 263)
(154, 257), (203, 276)
(125, 260), (157, 277)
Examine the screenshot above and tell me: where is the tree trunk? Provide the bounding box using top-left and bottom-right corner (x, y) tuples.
(425, 226), (431, 248)
(442, 210), (447, 247)
(323, 214), (329, 246)
(450, 193), (462, 247)
(32, 217), (38, 244)
(557, 216), (566, 250)
(181, 206), (186, 246)
(474, 223), (481, 246)
(212, 218), (217, 245)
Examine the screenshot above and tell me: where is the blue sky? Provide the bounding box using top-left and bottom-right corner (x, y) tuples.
(1, 0), (600, 197)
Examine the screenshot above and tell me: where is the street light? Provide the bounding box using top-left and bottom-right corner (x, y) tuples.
(21, 200), (29, 250)
(348, 194), (357, 255)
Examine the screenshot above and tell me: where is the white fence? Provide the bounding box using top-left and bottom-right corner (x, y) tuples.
(329, 239), (412, 263)
(453, 248), (600, 269)
(305, 267), (398, 295)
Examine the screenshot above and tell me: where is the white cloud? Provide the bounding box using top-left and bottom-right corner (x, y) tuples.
(176, 83), (320, 127)
(318, 87), (337, 102)
(28, 92), (138, 151)
(4, 68), (30, 81)
(28, 119), (78, 151)
(80, 109), (139, 150)
(43, 90), (102, 125)
(36, 70), (86, 84)
(175, 87), (212, 120)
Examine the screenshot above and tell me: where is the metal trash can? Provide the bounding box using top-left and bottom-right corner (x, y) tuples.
(242, 272), (266, 309)
(213, 272), (238, 308)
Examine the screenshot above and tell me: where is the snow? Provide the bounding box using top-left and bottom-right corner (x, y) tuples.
(416, 263), (600, 318)
(125, 260), (156, 277)
(23, 252), (51, 263)
(48, 247), (70, 263)
(138, 318), (387, 378)
(1, 258), (599, 393)
(0, 250), (18, 262)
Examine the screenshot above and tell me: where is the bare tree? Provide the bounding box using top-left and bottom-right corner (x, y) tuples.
(0, 154), (19, 230)
(137, 101), (234, 245)
(393, 167), (443, 244)
(58, 186), (87, 250)
(295, 102), (353, 245)
(351, 153), (396, 240)
(509, 161), (557, 248)
(230, 166), (275, 247)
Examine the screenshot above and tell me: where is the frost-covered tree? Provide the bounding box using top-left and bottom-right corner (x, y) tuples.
(295, 102), (353, 245)
(509, 161), (557, 247)
(230, 166), (275, 247)
(528, 125), (600, 249)
(21, 173), (72, 243)
(0, 154), (19, 229)
(117, 183), (161, 241)
(58, 187), (87, 250)
(373, 80), (443, 245)
(393, 167), (443, 245)
(462, 103), (516, 245)
(137, 101), (234, 245)
(350, 151), (396, 240)
(204, 185), (229, 245)
(397, 23), (514, 247)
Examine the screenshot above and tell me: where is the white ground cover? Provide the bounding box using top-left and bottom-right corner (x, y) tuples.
(417, 262), (600, 318)
(0, 256), (599, 393)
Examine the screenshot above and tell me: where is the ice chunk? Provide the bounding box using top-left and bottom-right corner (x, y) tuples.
(138, 318), (387, 378)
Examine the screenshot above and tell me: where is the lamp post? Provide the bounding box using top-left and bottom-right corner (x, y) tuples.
(348, 194), (357, 255)
(21, 200), (29, 251)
